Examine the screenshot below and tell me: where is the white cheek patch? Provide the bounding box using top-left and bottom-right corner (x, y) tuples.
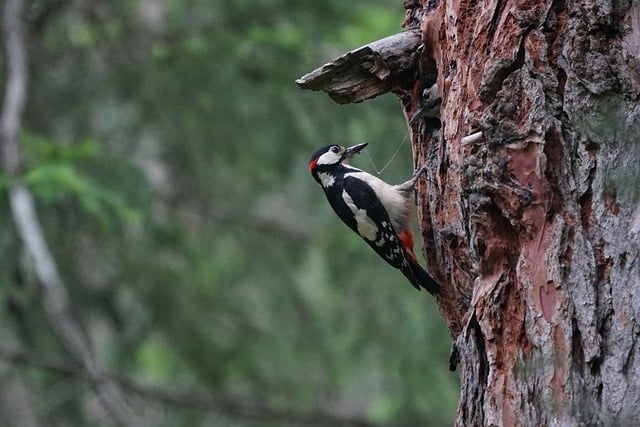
(316, 151), (342, 165)
(342, 190), (378, 241)
(318, 172), (335, 188)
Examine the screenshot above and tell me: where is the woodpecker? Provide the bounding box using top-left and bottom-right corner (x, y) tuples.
(309, 142), (438, 294)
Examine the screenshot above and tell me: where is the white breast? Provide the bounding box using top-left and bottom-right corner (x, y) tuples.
(345, 171), (412, 231)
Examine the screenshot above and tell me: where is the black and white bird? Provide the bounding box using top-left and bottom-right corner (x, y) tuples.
(308, 142), (438, 295)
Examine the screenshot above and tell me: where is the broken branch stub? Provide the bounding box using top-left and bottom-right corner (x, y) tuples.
(296, 30), (421, 104)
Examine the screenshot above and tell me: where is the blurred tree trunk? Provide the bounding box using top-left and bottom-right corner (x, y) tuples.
(299, 0), (640, 425)
(405, 1), (640, 425)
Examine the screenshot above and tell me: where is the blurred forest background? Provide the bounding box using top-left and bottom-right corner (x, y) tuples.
(0, 0), (458, 425)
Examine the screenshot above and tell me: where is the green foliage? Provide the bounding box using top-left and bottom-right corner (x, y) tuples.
(0, 0), (458, 425)
(21, 132), (143, 228)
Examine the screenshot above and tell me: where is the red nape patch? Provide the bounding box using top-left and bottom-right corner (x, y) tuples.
(398, 229), (417, 262)
(308, 158), (318, 174)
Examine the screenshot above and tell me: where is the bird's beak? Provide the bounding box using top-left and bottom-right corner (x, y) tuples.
(343, 142), (368, 159)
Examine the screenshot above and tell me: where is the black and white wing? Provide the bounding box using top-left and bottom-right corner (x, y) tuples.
(338, 176), (410, 271)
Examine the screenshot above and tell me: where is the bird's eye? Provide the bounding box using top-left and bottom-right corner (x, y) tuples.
(331, 146), (340, 153)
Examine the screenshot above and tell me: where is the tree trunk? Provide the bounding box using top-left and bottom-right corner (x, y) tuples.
(409, 0), (640, 425)
(299, 0), (640, 425)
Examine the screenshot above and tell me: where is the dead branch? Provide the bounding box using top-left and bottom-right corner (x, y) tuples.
(296, 30), (421, 104)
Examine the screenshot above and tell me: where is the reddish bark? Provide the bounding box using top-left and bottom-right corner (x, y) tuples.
(404, 0), (640, 425)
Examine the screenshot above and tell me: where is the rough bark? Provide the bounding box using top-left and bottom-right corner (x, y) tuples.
(409, 0), (640, 425)
(299, 0), (640, 425)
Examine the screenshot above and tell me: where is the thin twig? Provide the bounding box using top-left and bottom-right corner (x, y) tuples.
(1, 0), (27, 175)
(0, 346), (383, 427)
(1, 1), (140, 425)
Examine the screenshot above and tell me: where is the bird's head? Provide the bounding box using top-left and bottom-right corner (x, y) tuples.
(308, 142), (367, 182)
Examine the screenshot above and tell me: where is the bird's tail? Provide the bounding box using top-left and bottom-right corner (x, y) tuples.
(396, 228), (438, 295)
(403, 260), (439, 295)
